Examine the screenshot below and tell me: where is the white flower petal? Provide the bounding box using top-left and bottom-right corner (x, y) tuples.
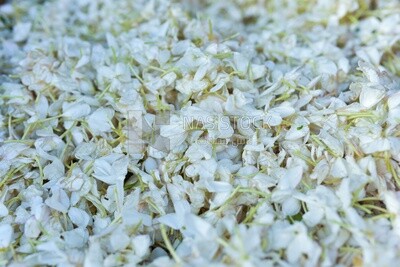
(0, 224), (13, 248)
(68, 207), (90, 228)
(359, 86), (386, 108)
(282, 198), (301, 216)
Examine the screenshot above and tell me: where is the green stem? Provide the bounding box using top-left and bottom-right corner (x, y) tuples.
(160, 225), (182, 264)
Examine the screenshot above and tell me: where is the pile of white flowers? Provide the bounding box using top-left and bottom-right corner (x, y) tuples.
(1, 0), (400, 266)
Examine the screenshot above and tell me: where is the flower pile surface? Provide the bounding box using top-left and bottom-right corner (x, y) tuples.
(1, 0), (400, 266)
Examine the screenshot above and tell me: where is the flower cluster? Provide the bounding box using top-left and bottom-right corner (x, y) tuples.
(1, 0), (400, 266)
